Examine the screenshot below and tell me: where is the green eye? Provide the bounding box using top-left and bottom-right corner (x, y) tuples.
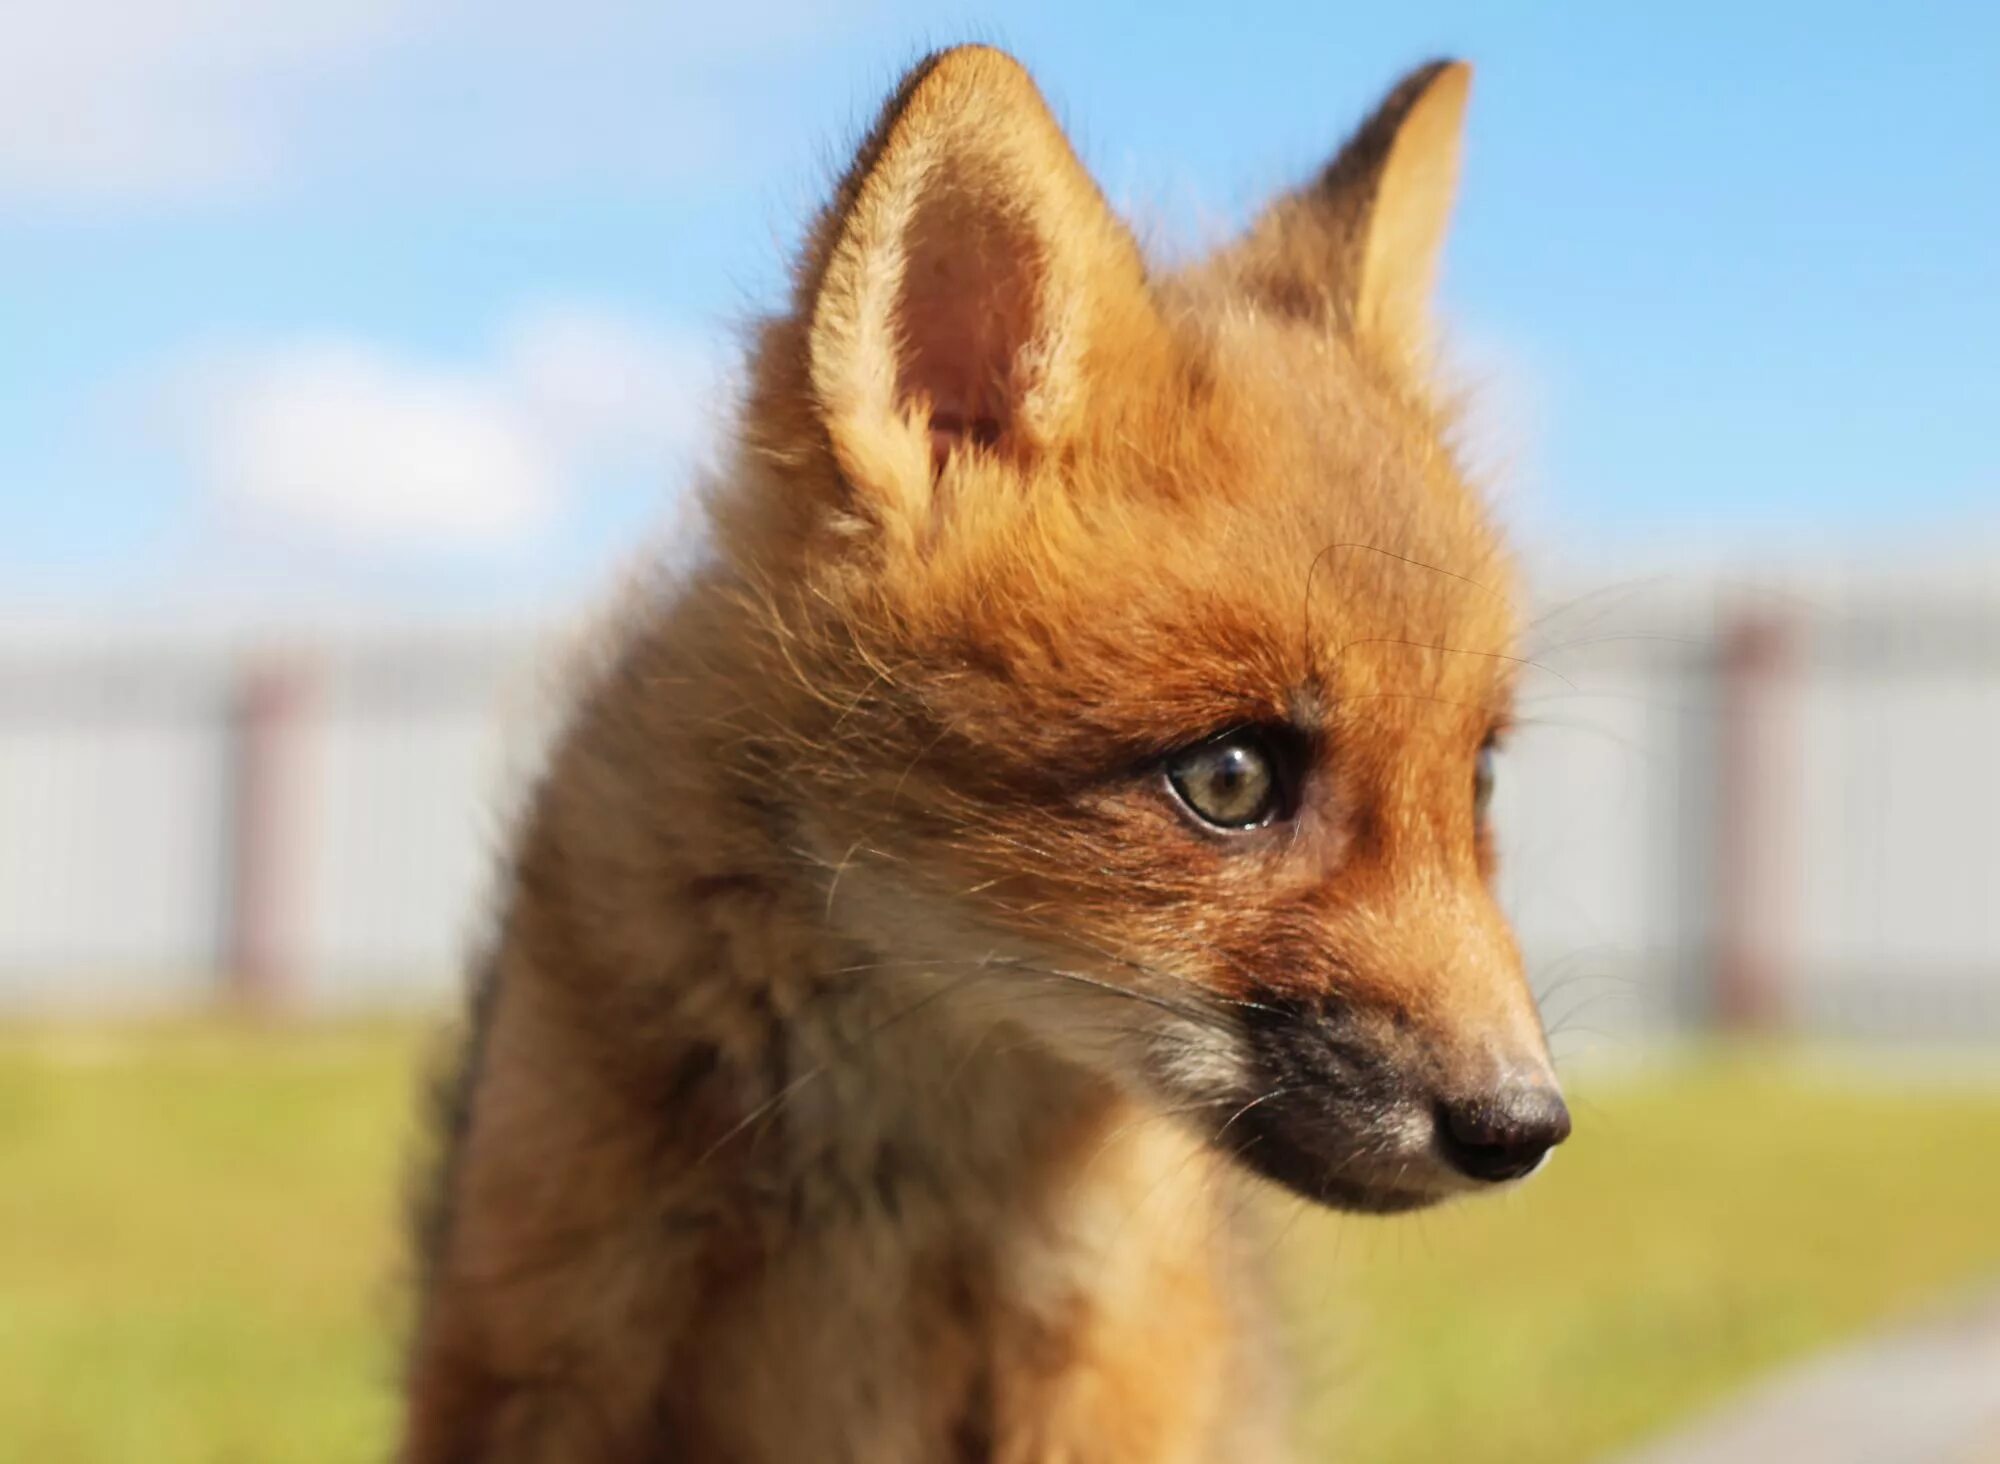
(1474, 740), (1497, 819)
(1167, 732), (1283, 830)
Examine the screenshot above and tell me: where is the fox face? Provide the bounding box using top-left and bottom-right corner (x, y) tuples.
(716, 48), (1566, 1212)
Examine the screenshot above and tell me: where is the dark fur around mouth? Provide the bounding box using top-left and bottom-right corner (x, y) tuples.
(1210, 993), (1440, 1214)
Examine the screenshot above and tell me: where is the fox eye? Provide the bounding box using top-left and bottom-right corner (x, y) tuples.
(1166, 731), (1285, 831)
(1474, 739), (1497, 820)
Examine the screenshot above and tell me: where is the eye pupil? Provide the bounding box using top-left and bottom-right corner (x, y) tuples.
(1168, 733), (1282, 830)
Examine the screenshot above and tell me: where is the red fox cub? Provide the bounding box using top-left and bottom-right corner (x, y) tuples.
(405, 45), (1567, 1463)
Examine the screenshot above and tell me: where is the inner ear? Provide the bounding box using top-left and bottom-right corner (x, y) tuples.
(898, 166), (1043, 473)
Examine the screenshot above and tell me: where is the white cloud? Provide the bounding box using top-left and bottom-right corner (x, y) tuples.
(171, 305), (730, 547)
(0, 0), (875, 203)
(187, 342), (556, 542)
(501, 306), (723, 479)
(0, 0), (426, 199)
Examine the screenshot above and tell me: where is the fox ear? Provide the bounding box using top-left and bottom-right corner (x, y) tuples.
(797, 46), (1162, 538)
(1207, 60), (1471, 362)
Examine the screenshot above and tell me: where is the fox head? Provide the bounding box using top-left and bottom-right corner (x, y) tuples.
(707, 46), (1566, 1212)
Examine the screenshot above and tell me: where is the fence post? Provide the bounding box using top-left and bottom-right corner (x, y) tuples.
(1712, 610), (1797, 1034)
(223, 657), (314, 1016)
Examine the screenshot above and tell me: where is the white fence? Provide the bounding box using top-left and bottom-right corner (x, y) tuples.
(0, 628), (557, 1011)
(3, 567), (1998, 1039)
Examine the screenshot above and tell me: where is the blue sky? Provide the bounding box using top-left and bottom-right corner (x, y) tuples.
(4, 1), (1996, 620)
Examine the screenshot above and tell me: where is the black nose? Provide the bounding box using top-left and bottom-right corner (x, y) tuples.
(1438, 1082), (1572, 1183)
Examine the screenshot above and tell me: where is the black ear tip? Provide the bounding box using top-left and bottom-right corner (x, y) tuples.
(1396, 58), (1472, 102)
(1311, 59), (1467, 197)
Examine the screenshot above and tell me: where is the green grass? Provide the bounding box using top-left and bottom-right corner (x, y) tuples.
(4, 1027), (1998, 1464)
(0, 1025), (423, 1464)
(1287, 1051), (2000, 1462)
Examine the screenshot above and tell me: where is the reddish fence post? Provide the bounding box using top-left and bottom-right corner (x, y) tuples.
(223, 657), (315, 1017)
(1711, 611), (1797, 1034)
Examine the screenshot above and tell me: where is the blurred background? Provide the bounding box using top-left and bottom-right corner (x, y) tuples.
(3, 3), (1997, 1463)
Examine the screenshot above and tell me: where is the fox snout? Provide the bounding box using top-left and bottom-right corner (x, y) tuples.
(1223, 980), (1568, 1213)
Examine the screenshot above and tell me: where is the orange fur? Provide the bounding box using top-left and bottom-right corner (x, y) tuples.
(405, 46), (1562, 1462)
